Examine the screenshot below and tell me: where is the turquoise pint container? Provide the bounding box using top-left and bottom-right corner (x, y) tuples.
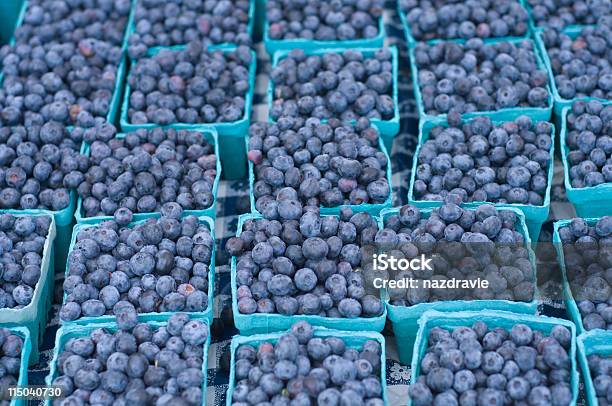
(61, 215), (216, 326)
(399, 1), (530, 46)
(407, 117), (555, 243)
(266, 46), (401, 151)
(520, 0), (584, 33)
(124, 0), (255, 55)
(246, 129), (393, 218)
(553, 218), (609, 336)
(408, 310), (579, 406)
(558, 105), (612, 218)
(263, 13), (385, 55)
(533, 26), (610, 120)
(45, 314), (210, 406)
(0, 0), (25, 45)
(409, 37), (554, 132)
(0, 192), (74, 274)
(577, 330), (612, 406)
(0, 213), (55, 365)
(2, 326), (31, 406)
(379, 206), (539, 365)
(231, 212), (387, 335)
(0, 0), (132, 128)
(226, 325), (388, 405)
(119, 46), (258, 180)
(75, 128), (221, 223)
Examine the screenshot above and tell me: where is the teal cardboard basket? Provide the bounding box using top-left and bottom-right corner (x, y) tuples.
(407, 117), (555, 243)
(226, 325), (388, 405)
(45, 314), (210, 406)
(520, 0), (597, 35)
(398, 2), (530, 46)
(553, 218), (608, 336)
(379, 206), (539, 365)
(577, 330), (612, 406)
(61, 215), (216, 326)
(119, 47), (257, 180)
(254, 0), (265, 40)
(231, 212), (387, 335)
(409, 37), (554, 131)
(397, 2), (414, 47)
(246, 130), (393, 218)
(126, 0), (255, 55)
(263, 12), (385, 55)
(559, 105), (612, 218)
(0, 213), (55, 365)
(0, 0), (131, 128)
(0, 190), (74, 274)
(267, 46), (401, 151)
(0, 0), (25, 45)
(75, 129), (221, 223)
(534, 27), (610, 120)
(0, 326), (31, 406)
(408, 310), (579, 406)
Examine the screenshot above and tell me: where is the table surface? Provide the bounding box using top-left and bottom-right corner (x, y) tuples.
(24, 4), (587, 406)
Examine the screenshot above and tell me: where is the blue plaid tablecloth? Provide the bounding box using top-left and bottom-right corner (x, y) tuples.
(26, 4), (580, 405)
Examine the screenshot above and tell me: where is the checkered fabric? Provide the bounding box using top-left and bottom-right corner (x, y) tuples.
(26, 3), (585, 405)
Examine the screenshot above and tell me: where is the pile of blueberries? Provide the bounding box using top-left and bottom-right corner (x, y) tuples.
(0, 214), (51, 309)
(400, 0), (529, 41)
(126, 43), (252, 126)
(413, 39), (550, 115)
(231, 321), (384, 406)
(269, 48), (395, 122)
(586, 352), (612, 404)
(76, 126), (217, 219)
(527, 0), (611, 29)
(266, 0), (384, 41)
(0, 329), (25, 393)
(0, 0), (131, 127)
(565, 101), (612, 188)
(381, 203), (535, 305)
(248, 117), (390, 216)
(51, 313), (208, 405)
(0, 123), (85, 211)
(127, 0), (251, 60)
(409, 322), (574, 405)
(226, 207), (384, 319)
(60, 207), (213, 322)
(558, 217), (612, 331)
(413, 115), (553, 206)
(541, 23), (612, 101)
